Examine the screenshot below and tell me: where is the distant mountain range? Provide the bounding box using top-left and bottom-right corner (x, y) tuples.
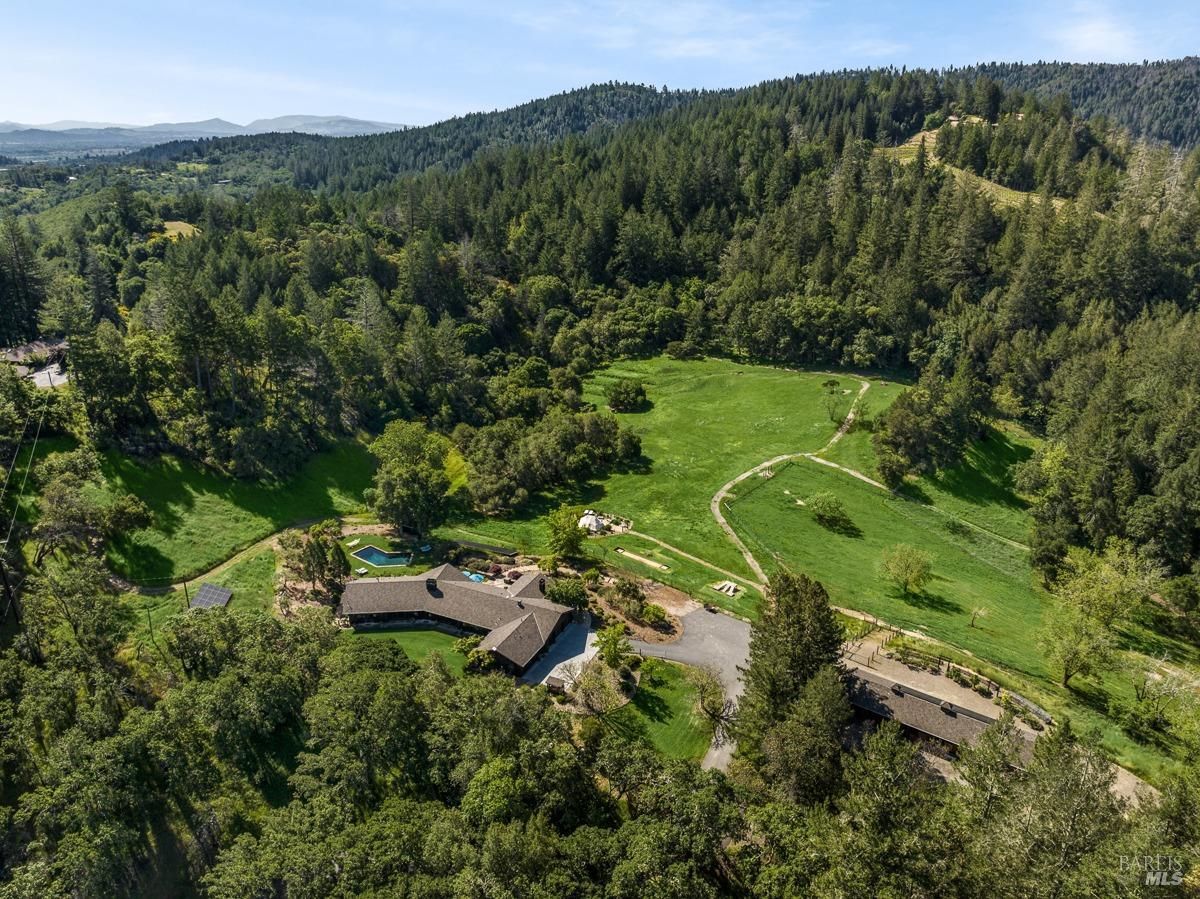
(0, 115), (407, 160)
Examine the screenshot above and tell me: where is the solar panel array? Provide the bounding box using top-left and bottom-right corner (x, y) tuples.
(190, 582), (233, 609)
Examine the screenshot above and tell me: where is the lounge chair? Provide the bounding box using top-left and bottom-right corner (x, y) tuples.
(355, 567), (369, 576)
(347, 538), (360, 548)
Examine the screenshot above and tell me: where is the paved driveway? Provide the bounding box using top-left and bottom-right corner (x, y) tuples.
(631, 609), (751, 698)
(521, 618), (595, 686)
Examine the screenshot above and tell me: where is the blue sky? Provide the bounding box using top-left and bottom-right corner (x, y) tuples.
(5, 0), (1198, 126)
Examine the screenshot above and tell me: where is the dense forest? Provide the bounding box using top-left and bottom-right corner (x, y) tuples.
(968, 57), (1200, 148)
(2, 63), (1200, 895)
(127, 83), (707, 192)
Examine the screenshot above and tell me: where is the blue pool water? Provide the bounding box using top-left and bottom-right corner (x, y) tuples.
(466, 572), (486, 582)
(352, 545), (413, 567)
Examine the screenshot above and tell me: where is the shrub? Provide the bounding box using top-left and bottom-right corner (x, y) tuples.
(546, 577), (589, 610)
(605, 379), (647, 412)
(641, 602), (667, 626)
(464, 647), (495, 673)
(453, 635), (483, 655)
(609, 578), (647, 620)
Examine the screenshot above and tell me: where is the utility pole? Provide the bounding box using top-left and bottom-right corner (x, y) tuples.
(0, 554), (18, 625)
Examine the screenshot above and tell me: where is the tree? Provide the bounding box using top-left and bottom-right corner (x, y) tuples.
(1040, 603), (1115, 688)
(737, 570), (843, 757)
(816, 721), (944, 896)
(758, 665), (850, 803)
(879, 544), (933, 594)
(687, 665), (736, 745)
(545, 577), (589, 610)
(605, 378), (647, 412)
(954, 711), (1022, 822)
(545, 503), (586, 562)
(21, 556), (129, 663)
(595, 624), (633, 669)
(969, 606), (989, 627)
(978, 724), (1127, 897)
(573, 659), (624, 717)
(0, 217), (48, 346)
(365, 422), (452, 539)
(807, 491), (854, 533)
(821, 378), (842, 423)
(1055, 539), (1161, 628)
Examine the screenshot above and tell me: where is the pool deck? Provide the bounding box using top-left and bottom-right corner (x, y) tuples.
(351, 545), (414, 568)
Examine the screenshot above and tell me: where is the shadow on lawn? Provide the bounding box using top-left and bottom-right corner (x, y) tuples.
(629, 686), (673, 724)
(102, 442), (376, 583)
(930, 429), (1033, 508)
(891, 582), (964, 615)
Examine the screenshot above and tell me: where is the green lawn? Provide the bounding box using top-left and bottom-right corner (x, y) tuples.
(340, 534), (441, 578)
(347, 626), (467, 676)
(103, 441), (375, 584)
(895, 423), (1038, 547)
(727, 458), (1048, 677)
(608, 660), (713, 761)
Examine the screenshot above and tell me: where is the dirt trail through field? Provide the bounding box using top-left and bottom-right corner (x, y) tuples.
(626, 529), (762, 594)
(709, 379), (871, 583)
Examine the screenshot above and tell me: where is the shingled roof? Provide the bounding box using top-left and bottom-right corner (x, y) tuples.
(849, 669), (998, 747)
(339, 566), (571, 670)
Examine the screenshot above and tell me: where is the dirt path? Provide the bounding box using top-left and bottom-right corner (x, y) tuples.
(626, 530), (762, 594)
(709, 378), (871, 583)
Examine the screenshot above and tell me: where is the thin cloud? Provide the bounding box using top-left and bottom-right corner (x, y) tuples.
(1052, 2), (1144, 61)
(504, 0), (815, 63)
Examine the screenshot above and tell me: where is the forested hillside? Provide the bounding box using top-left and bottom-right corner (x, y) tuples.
(127, 82), (706, 191)
(6, 67), (1200, 574)
(968, 57), (1200, 147)
(3, 65), (1200, 896)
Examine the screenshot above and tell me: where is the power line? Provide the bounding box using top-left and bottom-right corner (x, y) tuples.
(0, 406), (33, 511)
(1, 371), (54, 627)
(3, 377), (50, 551)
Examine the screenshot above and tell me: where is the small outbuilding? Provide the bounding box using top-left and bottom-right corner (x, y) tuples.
(190, 583), (233, 610)
(578, 510), (606, 534)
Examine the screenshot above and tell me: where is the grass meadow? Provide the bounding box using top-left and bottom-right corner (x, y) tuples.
(103, 441), (375, 583)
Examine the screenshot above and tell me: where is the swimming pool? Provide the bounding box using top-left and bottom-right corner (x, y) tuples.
(352, 545), (413, 567)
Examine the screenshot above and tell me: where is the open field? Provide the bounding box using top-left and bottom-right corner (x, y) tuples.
(124, 549), (278, 658)
(608, 660), (712, 761)
(727, 452), (1199, 781)
(878, 128), (1066, 211)
(160, 220), (198, 238)
(347, 626), (467, 676)
(103, 441), (375, 583)
(580, 357), (862, 577)
(727, 459), (1046, 675)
